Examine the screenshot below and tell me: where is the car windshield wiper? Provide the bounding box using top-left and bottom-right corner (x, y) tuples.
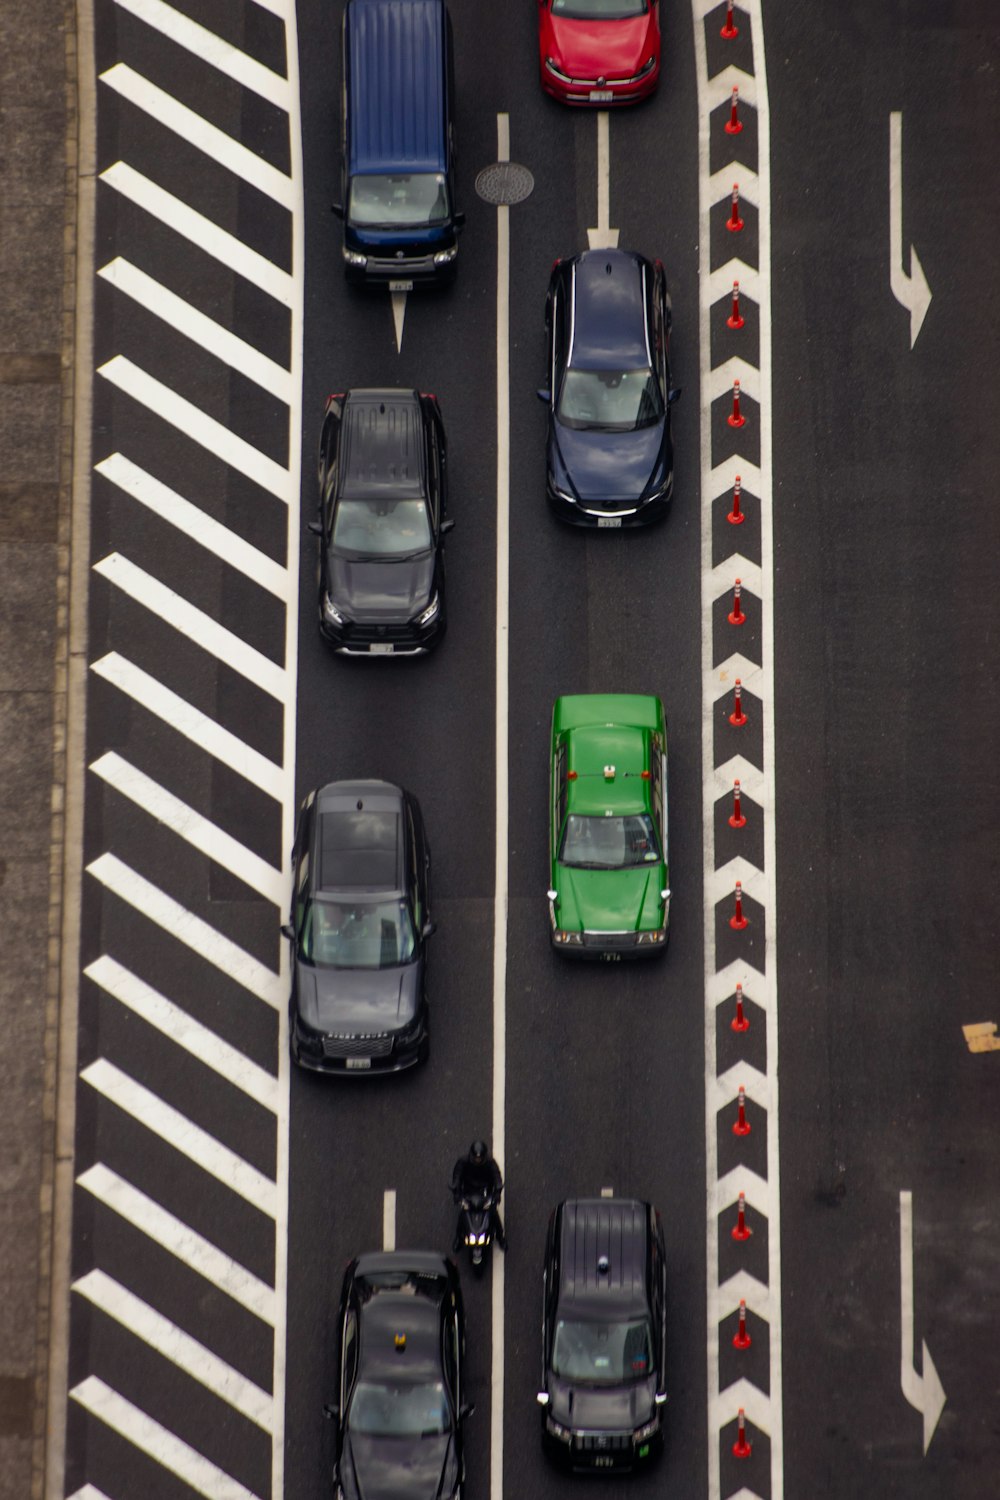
(562, 860), (618, 870)
(331, 546), (431, 563)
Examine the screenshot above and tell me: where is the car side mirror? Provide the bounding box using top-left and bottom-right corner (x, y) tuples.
(667, 387), (682, 404)
(536, 1392), (550, 1407)
(281, 923), (295, 941)
(307, 520), (323, 536)
(323, 1402), (338, 1421)
(441, 518), (456, 534)
(453, 210), (466, 229)
(654, 1392), (668, 1406)
(459, 1402), (475, 1421)
(546, 889), (558, 902)
(660, 889), (670, 902)
(331, 202), (344, 219)
(422, 920), (437, 939)
(536, 388), (551, 403)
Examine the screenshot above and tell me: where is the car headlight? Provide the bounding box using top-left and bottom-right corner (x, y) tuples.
(322, 592), (346, 626)
(342, 248), (368, 267)
(434, 247), (457, 266)
(545, 1414), (573, 1443)
(553, 930), (583, 946)
(635, 928), (666, 945)
(633, 1415), (660, 1442)
(631, 56), (657, 81)
(547, 473), (575, 502)
(544, 57), (572, 83)
(415, 593), (440, 626)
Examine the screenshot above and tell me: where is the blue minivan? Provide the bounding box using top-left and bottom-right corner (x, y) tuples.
(335, 0), (464, 287)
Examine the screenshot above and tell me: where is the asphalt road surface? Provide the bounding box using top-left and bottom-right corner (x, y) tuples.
(63, 3), (1000, 1500)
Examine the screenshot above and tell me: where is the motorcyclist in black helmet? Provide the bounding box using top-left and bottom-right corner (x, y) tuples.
(451, 1139), (506, 1252)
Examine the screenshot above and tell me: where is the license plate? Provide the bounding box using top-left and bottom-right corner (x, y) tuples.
(597, 516), (622, 528)
(389, 279), (413, 292)
(369, 642), (394, 654)
(600, 952), (622, 962)
(593, 1456), (614, 1467)
(589, 90), (614, 103)
(346, 1057), (371, 1070)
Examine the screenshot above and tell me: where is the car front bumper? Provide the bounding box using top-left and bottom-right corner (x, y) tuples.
(540, 64), (660, 108)
(543, 1425), (663, 1471)
(545, 479), (672, 528)
(290, 1015), (429, 1074)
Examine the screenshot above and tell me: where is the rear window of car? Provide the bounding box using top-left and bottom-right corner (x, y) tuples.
(320, 811), (399, 889)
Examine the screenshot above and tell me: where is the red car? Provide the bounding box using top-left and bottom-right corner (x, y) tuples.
(538, 0), (661, 107)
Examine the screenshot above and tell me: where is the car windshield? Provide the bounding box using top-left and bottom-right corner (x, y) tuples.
(332, 498), (432, 558)
(551, 1319), (653, 1383)
(299, 899), (416, 969)
(349, 1380), (449, 1437)
(552, 0), (646, 16)
(559, 813), (660, 869)
(349, 173), (450, 228)
(557, 368), (663, 431)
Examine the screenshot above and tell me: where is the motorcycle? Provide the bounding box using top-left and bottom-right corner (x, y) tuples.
(455, 1189), (498, 1272)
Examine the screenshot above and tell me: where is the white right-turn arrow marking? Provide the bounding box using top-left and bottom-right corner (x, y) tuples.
(889, 112), (932, 347)
(899, 1190), (946, 1453)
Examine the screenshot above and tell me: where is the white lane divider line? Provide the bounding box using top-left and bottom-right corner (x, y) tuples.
(86, 853), (283, 1007)
(100, 62), (294, 208)
(77, 1165), (275, 1322)
(383, 1190), (396, 1252)
(67, 1486), (114, 1500)
(91, 653), (285, 801)
(600, 1187), (614, 1198)
(391, 291), (406, 354)
(90, 751), (285, 906)
(97, 356), (290, 499)
(70, 1376), (262, 1500)
(73, 1269), (273, 1431)
(98, 259), (293, 400)
(113, 0), (290, 108)
(92, 553), (287, 700)
(100, 163), (295, 306)
(95, 454), (289, 598)
(81, 1058), (278, 1214)
(491, 109), (510, 1500)
(84, 955), (280, 1110)
(586, 111), (619, 250)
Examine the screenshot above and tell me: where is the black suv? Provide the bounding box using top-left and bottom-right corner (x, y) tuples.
(285, 780), (434, 1073)
(312, 389), (454, 655)
(537, 1198), (667, 1470)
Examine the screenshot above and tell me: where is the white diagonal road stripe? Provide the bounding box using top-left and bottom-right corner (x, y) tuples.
(98, 356), (290, 499)
(73, 1269), (273, 1430)
(100, 62), (293, 207)
(113, 0), (290, 108)
(81, 1058), (277, 1214)
(95, 453), (289, 597)
(98, 259), (293, 400)
(84, 955), (279, 1110)
(77, 1165), (275, 1322)
(100, 162), (294, 306)
(70, 1376), (261, 1500)
(86, 853), (283, 1006)
(92, 553), (286, 700)
(90, 751), (284, 905)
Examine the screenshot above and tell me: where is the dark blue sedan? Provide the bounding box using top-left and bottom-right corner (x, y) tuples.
(538, 249), (681, 527)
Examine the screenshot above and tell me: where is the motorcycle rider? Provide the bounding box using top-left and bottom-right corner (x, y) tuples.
(451, 1139), (506, 1253)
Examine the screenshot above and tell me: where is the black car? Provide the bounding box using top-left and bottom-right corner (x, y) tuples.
(312, 388), (454, 655)
(538, 249), (681, 527)
(285, 780), (434, 1073)
(326, 1252), (471, 1500)
(537, 1198), (668, 1470)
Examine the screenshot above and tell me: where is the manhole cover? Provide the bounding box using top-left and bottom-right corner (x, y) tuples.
(474, 161), (535, 206)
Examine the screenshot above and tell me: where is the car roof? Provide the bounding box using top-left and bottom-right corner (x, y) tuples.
(555, 1198), (651, 1320)
(314, 781), (404, 892)
(554, 695), (662, 817)
(341, 390), (426, 501)
(353, 1252), (450, 1377)
(569, 250), (650, 370)
(346, 0), (448, 176)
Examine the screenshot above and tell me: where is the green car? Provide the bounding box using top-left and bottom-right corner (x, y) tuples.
(548, 694), (670, 958)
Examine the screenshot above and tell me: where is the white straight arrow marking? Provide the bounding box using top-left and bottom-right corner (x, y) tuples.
(889, 113), (932, 347)
(391, 291), (407, 353)
(899, 1190), (946, 1452)
(587, 112), (619, 250)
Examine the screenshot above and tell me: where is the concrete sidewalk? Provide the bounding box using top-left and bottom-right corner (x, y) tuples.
(0, 1), (82, 1497)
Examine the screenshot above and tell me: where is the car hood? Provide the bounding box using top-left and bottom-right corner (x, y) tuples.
(330, 552), (435, 623)
(345, 1431), (451, 1500)
(295, 961), (422, 1032)
(548, 1377), (655, 1433)
(551, 420), (666, 503)
(544, 14), (657, 79)
(554, 864), (664, 933)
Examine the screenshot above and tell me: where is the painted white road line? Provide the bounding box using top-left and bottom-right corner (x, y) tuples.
(98, 259), (293, 401)
(90, 751), (284, 905)
(100, 63), (293, 208)
(706, 357), (761, 403)
(92, 552), (287, 701)
(81, 1058), (277, 1214)
(84, 955), (279, 1110)
(491, 109), (510, 1500)
(95, 454), (289, 598)
(91, 653), (285, 801)
(382, 1190), (396, 1252)
(708, 164), (759, 205)
(100, 163), (294, 306)
(717, 1270), (771, 1321)
(587, 111), (619, 250)
(391, 291), (406, 353)
(889, 113), (932, 348)
(97, 356), (290, 500)
(899, 1191), (946, 1452)
(86, 853), (283, 1006)
(113, 0), (290, 108)
(707, 258), (761, 304)
(73, 1269), (273, 1430)
(70, 1377), (262, 1500)
(67, 1487), (114, 1500)
(77, 1165), (275, 1322)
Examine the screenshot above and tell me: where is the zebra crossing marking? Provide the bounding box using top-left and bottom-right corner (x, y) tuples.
(113, 0), (291, 108)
